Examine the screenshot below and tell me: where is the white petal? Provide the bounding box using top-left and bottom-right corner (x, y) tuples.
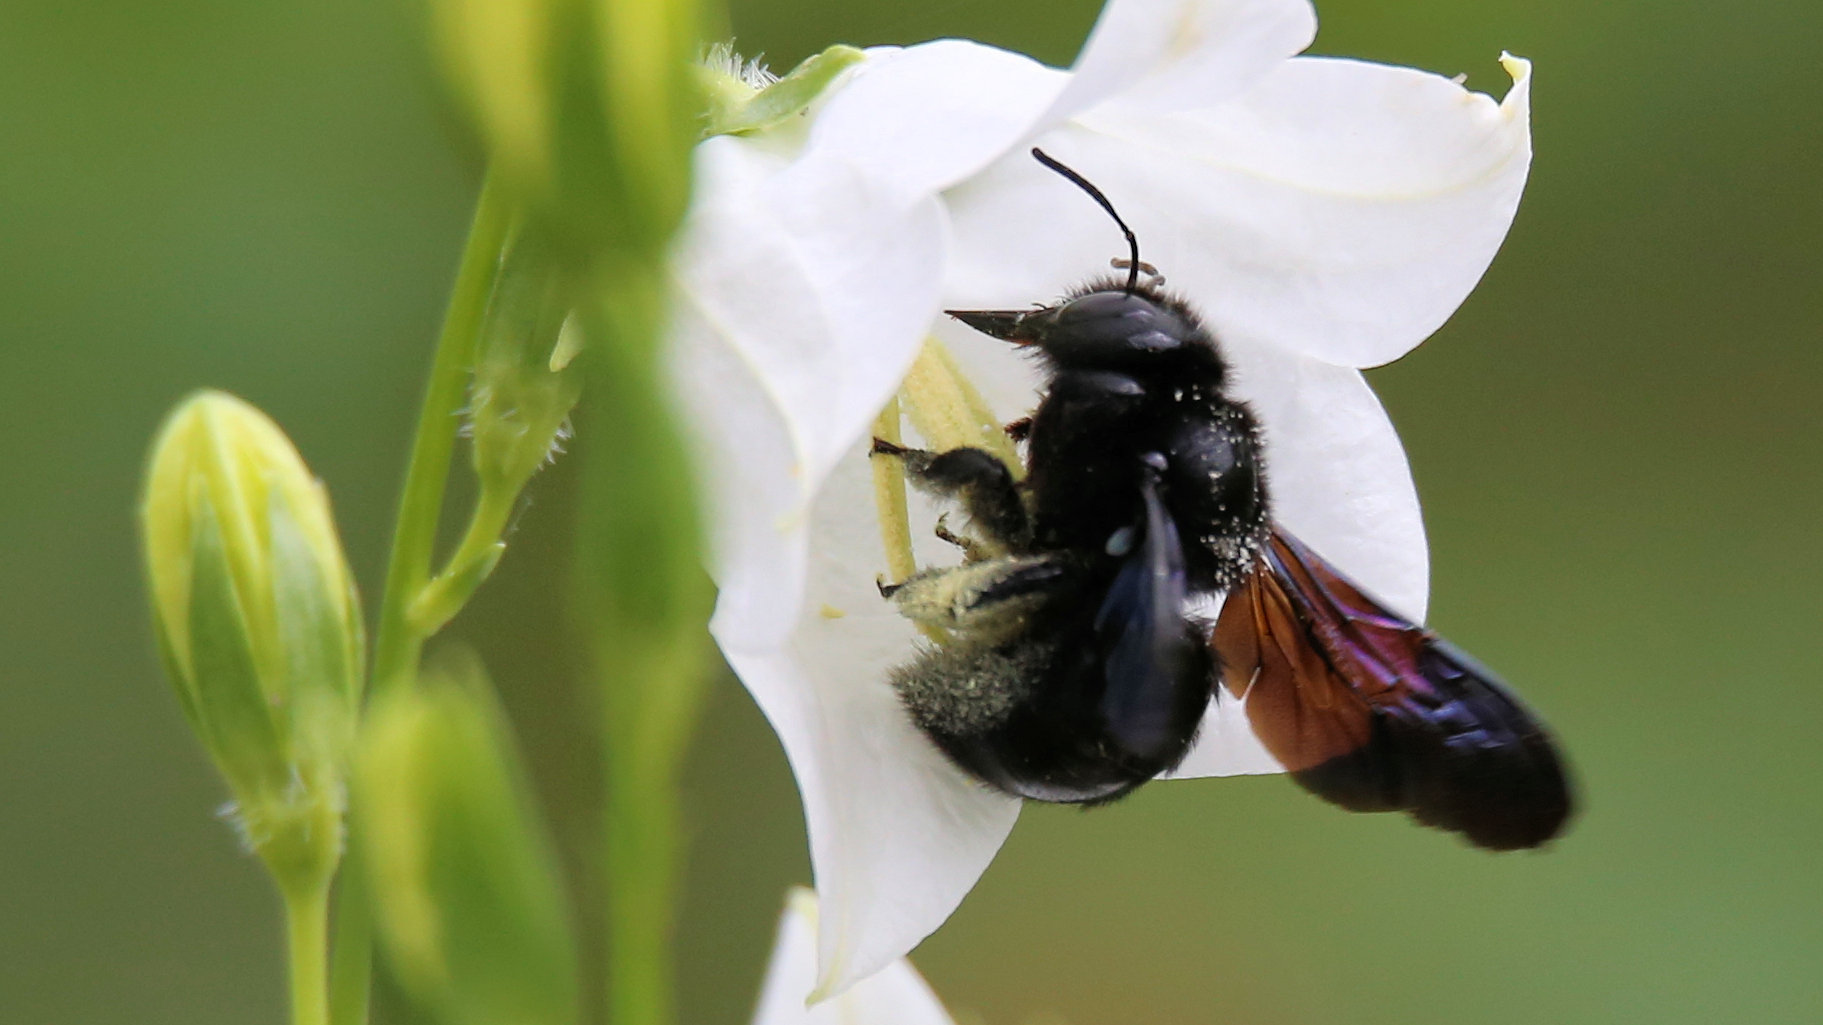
(672, 137), (949, 647)
(1165, 687), (1284, 777)
(1229, 344), (1429, 621)
(800, 41), (1067, 203)
(947, 55), (1533, 370)
(717, 443), (1021, 1001)
(751, 890), (957, 1025)
(1044, 0), (1316, 124)
(668, 298), (809, 650)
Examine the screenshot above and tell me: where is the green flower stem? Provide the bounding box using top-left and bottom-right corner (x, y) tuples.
(575, 271), (713, 1025)
(603, 708), (701, 1025)
(407, 484), (518, 636)
(326, 851), (371, 1025)
(284, 883), (332, 1025)
(329, 173), (510, 1025)
(370, 172), (512, 698)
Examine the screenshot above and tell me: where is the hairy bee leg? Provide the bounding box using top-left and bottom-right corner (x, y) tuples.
(1003, 417), (1033, 442)
(886, 553), (1075, 642)
(934, 513), (990, 562)
(870, 438), (1031, 553)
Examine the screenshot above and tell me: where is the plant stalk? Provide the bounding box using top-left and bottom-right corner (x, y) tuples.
(284, 883), (332, 1025)
(329, 173), (510, 1025)
(575, 272), (713, 1025)
(370, 173), (512, 698)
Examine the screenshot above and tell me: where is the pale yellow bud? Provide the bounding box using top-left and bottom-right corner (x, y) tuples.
(140, 390), (363, 891)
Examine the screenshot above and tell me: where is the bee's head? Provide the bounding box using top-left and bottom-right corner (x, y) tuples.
(947, 284), (1218, 373)
(948, 148), (1225, 375)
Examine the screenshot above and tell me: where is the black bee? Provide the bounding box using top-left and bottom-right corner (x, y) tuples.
(874, 148), (1573, 850)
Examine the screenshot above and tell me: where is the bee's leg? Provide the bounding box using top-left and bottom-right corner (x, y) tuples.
(870, 439), (1031, 554)
(885, 553), (1076, 643)
(1003, 416), (1033, 442)
(934, 513), (988, 561)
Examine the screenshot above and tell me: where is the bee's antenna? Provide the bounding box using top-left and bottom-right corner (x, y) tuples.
(1030, 147), (1141, 294)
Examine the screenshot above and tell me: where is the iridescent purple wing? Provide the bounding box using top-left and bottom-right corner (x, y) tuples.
(1214, 528), (1574, 850)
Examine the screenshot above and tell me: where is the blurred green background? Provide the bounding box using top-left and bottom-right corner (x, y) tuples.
(3, 0), (1820, 1022)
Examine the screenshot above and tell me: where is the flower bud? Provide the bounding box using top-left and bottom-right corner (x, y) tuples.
(140, 390), (363, 892)
(469, 229), (583, 494)
(425, 0), (703, 259)
(354, 663), (579, 1025)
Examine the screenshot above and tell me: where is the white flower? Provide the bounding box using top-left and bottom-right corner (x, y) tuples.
(751, 889), (957, 1025)
(668, 0), (1532, 1000)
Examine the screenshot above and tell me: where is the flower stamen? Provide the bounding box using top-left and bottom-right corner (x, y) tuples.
(872, 339), (1028, 645)
(869, 394), (918, 585)
(898, 341), (1020, 472)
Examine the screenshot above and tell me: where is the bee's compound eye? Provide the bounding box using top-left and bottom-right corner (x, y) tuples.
(1105, 525), (1136, 557)
(1044, 290), (1194, 364)
(1057, 290), (1158, 324)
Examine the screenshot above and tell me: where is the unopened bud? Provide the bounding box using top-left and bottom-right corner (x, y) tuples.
(426, 0), (702, 260)
(354, 663), (579, 1025)
(140, 390), (362, 892)
(469, 230), (583, 493)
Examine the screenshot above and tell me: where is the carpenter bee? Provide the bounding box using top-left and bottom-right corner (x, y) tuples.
(874, 148), (1572, 850)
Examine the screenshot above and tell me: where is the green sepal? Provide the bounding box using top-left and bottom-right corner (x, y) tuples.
(268, 488), (362, 753)
(185, 496), (290, 800)
(702, 44), (865, 138)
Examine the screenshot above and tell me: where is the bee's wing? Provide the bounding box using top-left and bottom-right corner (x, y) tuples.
(1213, 527), (1574, 850)
(1094, 475), (1210, 763)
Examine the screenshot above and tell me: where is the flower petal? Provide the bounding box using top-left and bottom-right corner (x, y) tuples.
(945, 55), (1533, 369)
(800, 41), (1067, 203)
(1165, 681), (1285, 777)
(671, 136), (949, 648)
(1044, 0), (1316, 124)
(718, 443), (1021, 1001)
(751, 889), (958, 1025)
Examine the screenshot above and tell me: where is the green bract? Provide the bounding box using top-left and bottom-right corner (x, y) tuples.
(140, 390), (363, 893)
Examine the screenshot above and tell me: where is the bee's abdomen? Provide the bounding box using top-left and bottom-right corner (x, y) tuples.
(902, 610), (1213, 805)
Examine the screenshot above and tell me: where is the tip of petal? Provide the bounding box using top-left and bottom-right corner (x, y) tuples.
(786, 886), (820, 926)
(1496, 52), (1532, 117)
(778, 888), (843, 1006)
(1499, 51), (1532, 88)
